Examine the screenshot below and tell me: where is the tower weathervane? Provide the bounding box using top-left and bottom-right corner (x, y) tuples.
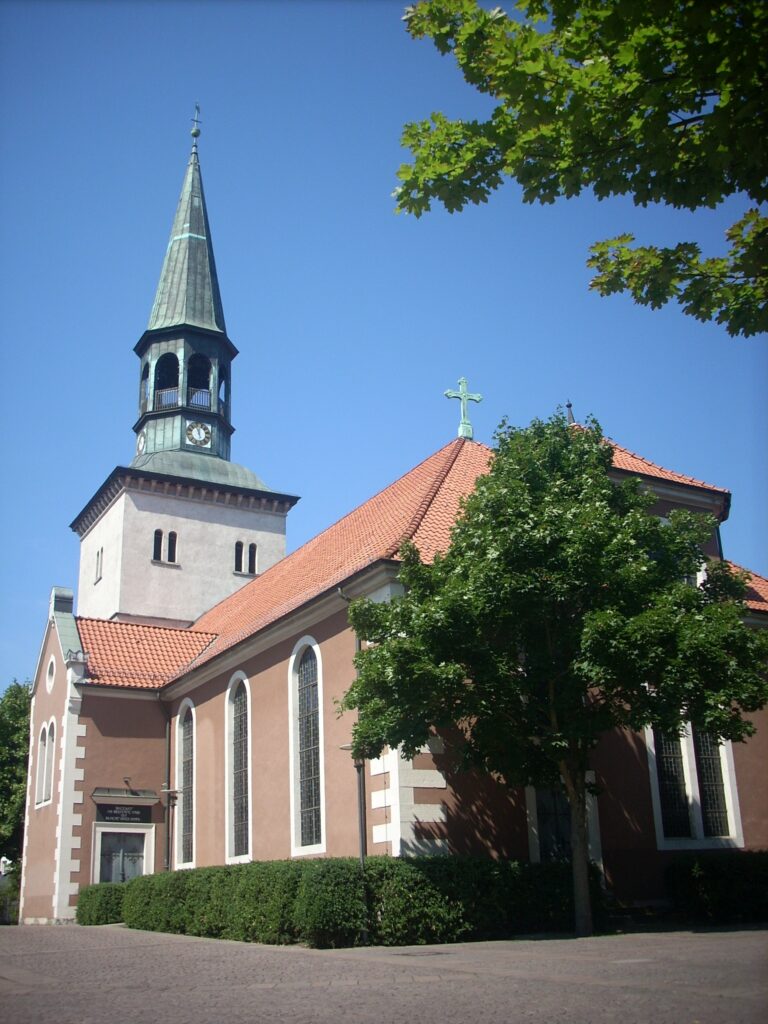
(445, 377), (483, 440)
(191, 104), (202, 141)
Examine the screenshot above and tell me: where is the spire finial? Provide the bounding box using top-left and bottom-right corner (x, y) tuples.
(444, 376), (483, 440)
(191, 104), (201, 148)
(566, 400), (575, 424)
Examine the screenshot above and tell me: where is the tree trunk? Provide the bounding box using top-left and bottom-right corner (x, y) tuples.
(562, 766), (593, 937)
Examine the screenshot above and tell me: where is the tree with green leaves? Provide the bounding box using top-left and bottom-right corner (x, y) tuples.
(341, 414), (768, 935)
(0, 681), (32, 863)
(396, 0), (768, 337)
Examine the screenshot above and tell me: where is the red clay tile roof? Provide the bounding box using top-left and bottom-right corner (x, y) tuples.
(183, 434), (737, 675)
(609, 440), (728, 494)
(76, 618), (217, 689)
(726, 563), (768, 615)
(73, 433), (743, 687)
(188, 439), (491, 669)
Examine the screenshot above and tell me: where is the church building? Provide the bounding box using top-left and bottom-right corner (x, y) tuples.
(19, 129), (768, 924)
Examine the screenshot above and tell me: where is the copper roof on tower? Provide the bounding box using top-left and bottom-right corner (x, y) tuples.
(147, 141), (226, 334)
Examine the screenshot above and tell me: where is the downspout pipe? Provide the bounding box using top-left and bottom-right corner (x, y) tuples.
(159, 694), (172, 872)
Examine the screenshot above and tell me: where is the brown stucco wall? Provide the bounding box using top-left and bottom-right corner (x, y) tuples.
(72, 692), (167, 895)
(169, 608), (362, 867)
(413, 743), (529, 859)
(732, 706), (768, 849)
(21, 625), (66, 920)
(592, 728), (662, 900)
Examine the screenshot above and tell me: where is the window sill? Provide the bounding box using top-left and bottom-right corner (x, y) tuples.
(151, 560), (182, 570)
(233, 571), (258, 578)
(655, 835), (744, 851)
(225, 853), (251, 865)
(291, 842), (326, 858)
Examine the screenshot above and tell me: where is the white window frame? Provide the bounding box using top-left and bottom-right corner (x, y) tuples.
(224, 671), (252, 864)
(287, 636), (326, 857)
(645, 725), (744, 850)
(91, 823), (155, 884)
(525, 771), (603, 869)
(175, 698), (196, 869)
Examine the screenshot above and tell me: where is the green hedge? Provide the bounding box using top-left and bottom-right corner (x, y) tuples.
(665, 851), (768, 923)
(75, 882), (125, 925)
(117, 856), (603, 947)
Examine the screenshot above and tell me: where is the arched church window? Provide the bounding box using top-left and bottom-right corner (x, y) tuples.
(231, 681), (249, 857)
(248, 544), (257, 575)
(36, 727), (47, 805)
(154, 353), (179, 409)
(167, 531), (177, 564)
(153, 529), (163, 562)
(297, 647), (321, 847)
(44, 721), (55, 803)
(179, 705), (194, 864)
(234, 541), (244, 573)
(187, 354), (212, 410)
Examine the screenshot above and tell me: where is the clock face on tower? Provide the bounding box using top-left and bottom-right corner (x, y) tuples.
(136, 431), (146, 455)
(186, 420), (212, 448)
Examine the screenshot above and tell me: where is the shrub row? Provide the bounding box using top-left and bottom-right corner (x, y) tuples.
(99, 855), (603, 947)
(75, 881), (125, 925)
(665, 850), (768, 923)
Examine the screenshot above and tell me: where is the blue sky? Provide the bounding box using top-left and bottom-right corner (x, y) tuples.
(1, 0), (765, 690)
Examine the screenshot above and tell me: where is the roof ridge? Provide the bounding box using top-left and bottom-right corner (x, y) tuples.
(75, 615), (217, 639)
(725, 560), (767, 583)
(608, 438), (728, 494)
(191, 437), (474, 628)
(383, 438), (467, 558)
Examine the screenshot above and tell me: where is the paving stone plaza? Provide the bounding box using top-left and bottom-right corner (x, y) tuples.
(1, 925), (766, 1024)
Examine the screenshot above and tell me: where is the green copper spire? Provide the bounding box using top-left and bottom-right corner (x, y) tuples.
(147, 114), (226, 334)
(445, 376), (483, 440)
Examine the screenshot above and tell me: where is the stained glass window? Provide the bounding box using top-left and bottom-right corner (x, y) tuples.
(653, 729), (692, 838)
(232, 682), (249, 856)
(298, 648), (321, 846)
(692, 729), (729, 837)
(181, 707), (194, 863)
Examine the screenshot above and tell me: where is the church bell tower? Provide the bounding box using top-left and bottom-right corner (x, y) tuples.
(133, 116), (234, 467)
(71, 119), (299, 627)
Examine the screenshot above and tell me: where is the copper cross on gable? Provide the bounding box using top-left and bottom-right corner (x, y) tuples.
(444, 377), (483, 440)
